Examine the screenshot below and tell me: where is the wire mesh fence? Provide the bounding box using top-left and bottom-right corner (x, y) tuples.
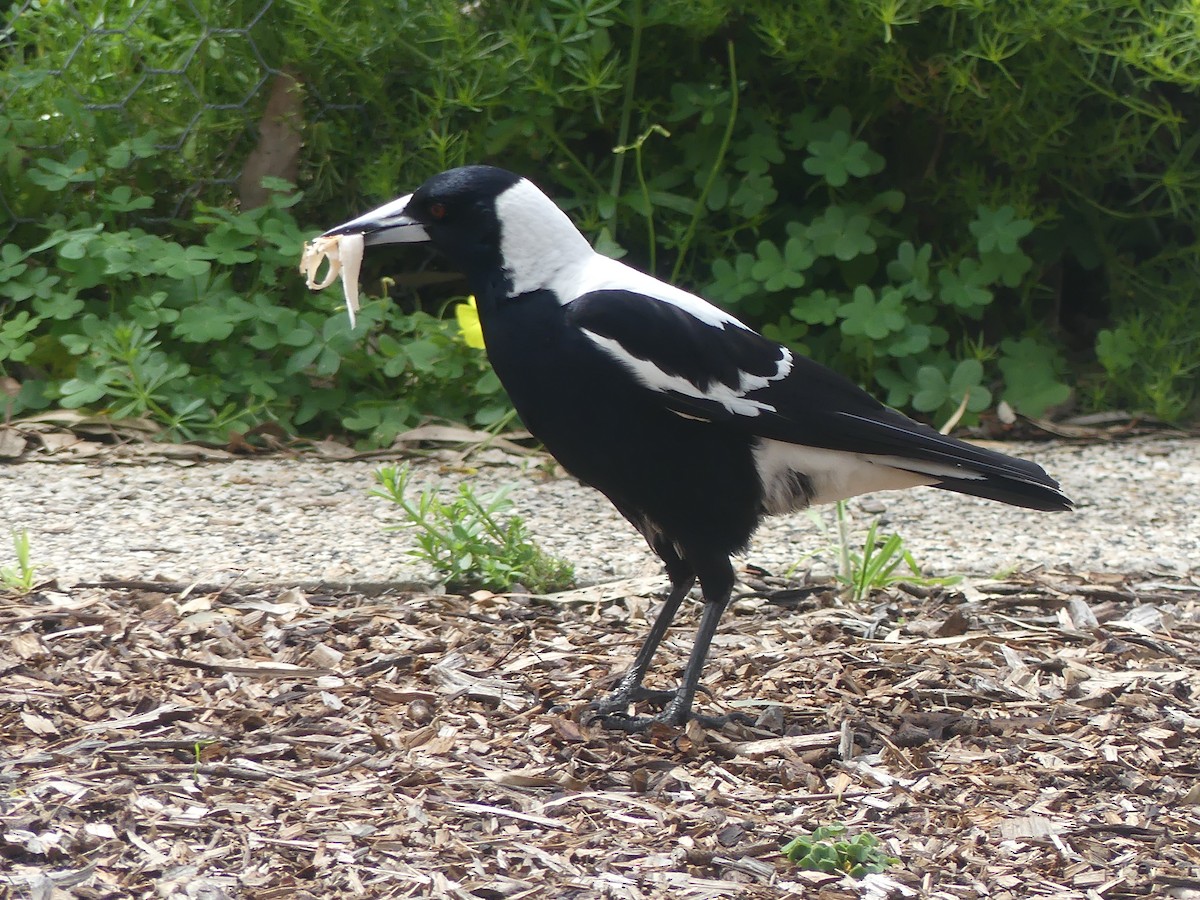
(0, 0), (357, 240)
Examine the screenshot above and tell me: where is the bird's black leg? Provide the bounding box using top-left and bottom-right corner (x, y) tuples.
(589, 560), (695, 715)
(597, 557), (747, 731)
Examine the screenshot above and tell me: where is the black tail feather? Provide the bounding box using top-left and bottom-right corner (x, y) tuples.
(933, 473), (1073, 512)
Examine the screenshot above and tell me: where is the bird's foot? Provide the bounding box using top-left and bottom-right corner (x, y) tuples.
(584, 692), (753, 733)
(588, 683), (679, 716)
(588, 705), (754, 733)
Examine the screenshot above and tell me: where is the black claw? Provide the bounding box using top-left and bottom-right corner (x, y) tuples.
(584, 704), (755, 733)
(590, 711), (677, 733)
(693, 710), (756, 729)
(588, 685), (678, 716)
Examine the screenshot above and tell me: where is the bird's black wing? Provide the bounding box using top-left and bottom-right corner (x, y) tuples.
(567, 289), (1071, 511)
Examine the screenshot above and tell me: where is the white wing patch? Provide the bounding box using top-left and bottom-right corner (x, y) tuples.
(582, 329), (792, 418)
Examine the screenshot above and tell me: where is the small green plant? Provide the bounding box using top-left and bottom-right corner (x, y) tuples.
(371, 464), (575, 593)
(1094, 296), (1200, 421)
(782, 824), (899, 878)
(1, 528), (38, 594)
(791, 501), (958, 601)
(833, 501), (959, 604)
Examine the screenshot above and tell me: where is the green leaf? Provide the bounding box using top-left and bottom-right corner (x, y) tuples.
(807, 205), (876, 260)
(404, 338), (443, 373)
(838, 286), (907, 339)
(158, 244), (214, 279)
(803, 130), (884, 187)
(948, 358), (986, 401)
(32, 289), (83, 320)
(709, 253), (759, 304)
(913, 359), (989, 415)
(0, 312), (39, 363)
(1096, 327), (1137, 373)
(912, 365), (948, 413)
(874, 366), (914, 407)
(969, 206), (1033, 255)
(938, 261), (993, 314)
(783, 824), (896, 880)
(751, 235), (814, 291)
(998, 337), (1071, 416)
(782, 108), (822, 149)
(174, 305), (238, 342)
(100, 185), (154, 213)
(977, 248), (1033, 288)
(886, 242), (934, 301)
(729, 172), (777, 217)
(883, 322), (932, 357)
(791, 289), (841, 326)
(732, 129), (784, 175)
(204, 227), (258, 265)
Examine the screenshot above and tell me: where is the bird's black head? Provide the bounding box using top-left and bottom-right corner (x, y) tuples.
(321, 166), (521, 297)
(402, 167), (523, 291)
(320, 164), (593, 303)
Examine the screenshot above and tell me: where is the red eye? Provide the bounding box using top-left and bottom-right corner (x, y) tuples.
(429, 202), (447, 220)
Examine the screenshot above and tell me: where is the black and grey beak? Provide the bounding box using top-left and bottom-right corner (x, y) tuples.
(321, 193), (430, 245)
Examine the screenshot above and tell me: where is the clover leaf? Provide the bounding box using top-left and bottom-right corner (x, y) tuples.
(0, 311), (39, 363)
(883, 322), (933, 357)
(938, 260), (993, 314)
(838, 285), (907, 339)
(977, 248), (1033, 288)
(733, 127), (785, 175)
(997, 337), (1071, 416)
(969, 206), (1033, 254)
(807, 205), (877, 260)
(730, 172), (778, 217)
(886, 241), (934, 301)
(751, 235), (815, 291)
(912, 358), (991, 417)
(804, 130), (885, 187)
(709, 252), (759, 304)
(791, 289), (841, 325)
(874, 365), (915, 408)
(1095, 326), (1138, 373)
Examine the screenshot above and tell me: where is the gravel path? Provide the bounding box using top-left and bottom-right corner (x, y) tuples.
(2, 436), (1197, 588)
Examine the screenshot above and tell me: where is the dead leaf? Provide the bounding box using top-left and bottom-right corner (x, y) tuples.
(0, 426), (26, 458)
(21, 711), (59, 736)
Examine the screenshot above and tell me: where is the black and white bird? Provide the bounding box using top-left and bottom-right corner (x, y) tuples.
(317, 165), (1072, 730)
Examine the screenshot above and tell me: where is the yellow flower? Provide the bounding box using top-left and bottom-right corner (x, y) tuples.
(455, 295), (486, 349)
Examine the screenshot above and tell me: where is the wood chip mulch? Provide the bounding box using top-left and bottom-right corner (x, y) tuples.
(3, 572), (1199, 899)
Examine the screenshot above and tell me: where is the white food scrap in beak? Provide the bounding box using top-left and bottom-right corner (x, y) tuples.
(299, 232), (365, 327)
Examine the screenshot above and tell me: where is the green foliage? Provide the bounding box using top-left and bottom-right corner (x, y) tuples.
(0, 143), (506, 442)
(997, 337), (1071, 418)
(1, 529), (38, 595)
(1092, 298), (1200, 422)
(702, 109), (1044, 427)
(4, 0), (1200, 440)
(782, 825), (899, 878)
(371, 465), (575, 593)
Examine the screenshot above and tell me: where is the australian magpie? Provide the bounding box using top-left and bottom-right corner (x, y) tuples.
(314, 165), (1072, 730)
